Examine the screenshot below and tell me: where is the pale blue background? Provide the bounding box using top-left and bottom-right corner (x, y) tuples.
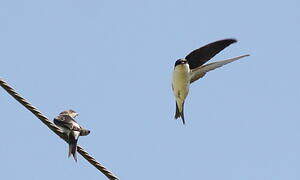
(1, 0), (299, 179)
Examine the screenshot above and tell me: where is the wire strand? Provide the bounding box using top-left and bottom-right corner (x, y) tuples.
(0, 78), (119, 180)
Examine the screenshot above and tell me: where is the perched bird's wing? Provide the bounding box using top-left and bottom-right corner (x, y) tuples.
(185, 39), (237, 69)
(54, 115), (80, 131)
(190, 54), (250, 83)
(69, 131), (80, 145)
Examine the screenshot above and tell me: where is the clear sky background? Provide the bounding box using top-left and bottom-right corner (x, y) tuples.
(0, 0), (300, 179)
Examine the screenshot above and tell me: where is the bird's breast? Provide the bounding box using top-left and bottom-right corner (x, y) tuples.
(172, 64), (190, 99)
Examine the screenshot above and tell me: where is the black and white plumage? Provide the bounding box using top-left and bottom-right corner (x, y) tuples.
(172, 39), (250, 124)
(54, 110), (90, 162)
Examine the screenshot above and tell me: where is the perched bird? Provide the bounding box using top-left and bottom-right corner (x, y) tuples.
(172, 39), (249, 124)
(54, 110), (90, 162)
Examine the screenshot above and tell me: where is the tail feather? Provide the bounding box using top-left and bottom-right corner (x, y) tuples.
(175, 102), (181, 119)
(175, 101), (185, 125)
(68, 143), (77, 162)
(68, 131), (79, 162)
(181, 102), (185, 125)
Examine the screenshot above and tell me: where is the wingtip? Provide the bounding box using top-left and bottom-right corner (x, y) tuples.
(223, 38), (237, 43)
(214, 38), (237, 45)
(230, 38), (237, 43)
(240, 54), (251, 58)
(234, 54), (250, 59)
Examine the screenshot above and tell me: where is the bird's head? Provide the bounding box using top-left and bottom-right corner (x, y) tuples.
(60, 109), (78, 118)
(80, 129), (91, 136)
(68, 110), (79, 118)
(174, 59), (188, 67)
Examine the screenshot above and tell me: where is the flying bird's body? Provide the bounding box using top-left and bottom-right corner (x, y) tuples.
(172, 62), (190, 124)
(54, 110), (90, 162)
(171, 39), (250, 124)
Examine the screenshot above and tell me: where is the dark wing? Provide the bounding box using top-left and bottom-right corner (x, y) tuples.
(54, 115), (80, 131)
(185, 39), (237, 69)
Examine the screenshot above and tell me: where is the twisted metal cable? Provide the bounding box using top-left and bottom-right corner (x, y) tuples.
(0, 78), (119, 180)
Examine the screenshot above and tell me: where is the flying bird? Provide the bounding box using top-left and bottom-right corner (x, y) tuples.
(54, 110), (90, 162)
(172, 39), (249, 124)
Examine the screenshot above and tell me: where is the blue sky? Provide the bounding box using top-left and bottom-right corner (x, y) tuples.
(1, 0), (300, 179)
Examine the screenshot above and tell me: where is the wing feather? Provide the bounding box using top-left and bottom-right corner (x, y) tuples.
(185, 39), (237, 69)
(54, 115), (80, 131)
(190, 54), (250, 83)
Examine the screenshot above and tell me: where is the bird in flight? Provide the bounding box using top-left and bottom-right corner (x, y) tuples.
(54, 110), (90, 162)
(172, 39), (249, 124)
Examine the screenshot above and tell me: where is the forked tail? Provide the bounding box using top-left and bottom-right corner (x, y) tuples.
(68, 143), (78, 162)
(68, 131), (80, 162)
(175, 101), (185, 124)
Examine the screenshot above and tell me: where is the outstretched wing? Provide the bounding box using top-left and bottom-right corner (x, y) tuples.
(190, 54), (250, 83)
(185, 39), (237, 69)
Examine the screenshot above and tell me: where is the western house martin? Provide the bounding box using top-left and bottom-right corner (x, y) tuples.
(172, 39), (250, 124)
(54, 110), (90, 162)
